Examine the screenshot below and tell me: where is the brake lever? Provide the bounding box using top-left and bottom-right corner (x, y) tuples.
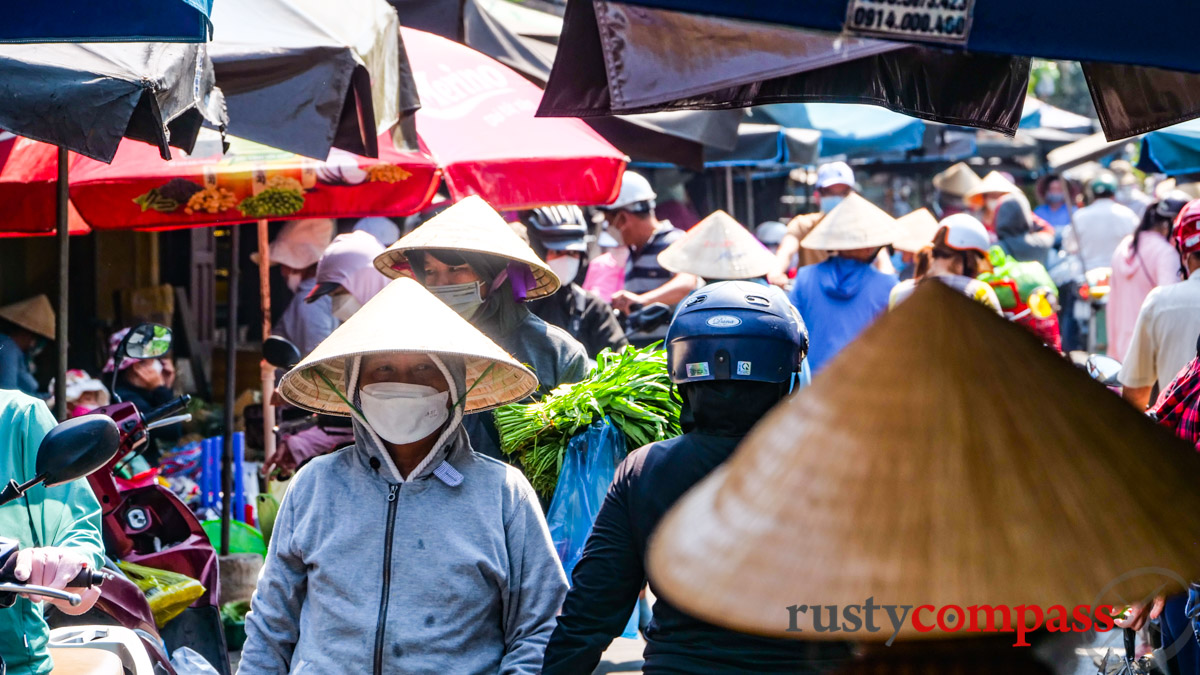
(0, 582), (82, 606)
(146, 414), (191, 431)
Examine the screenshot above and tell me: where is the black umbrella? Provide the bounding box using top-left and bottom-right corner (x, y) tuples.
(211, 0), (421, 159)
(462, 0), (742, 168)
(0, 40), (223, 419)
(538, 0), (1200, 143)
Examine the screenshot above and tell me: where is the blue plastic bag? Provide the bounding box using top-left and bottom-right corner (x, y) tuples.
(545, 417), (640, 638)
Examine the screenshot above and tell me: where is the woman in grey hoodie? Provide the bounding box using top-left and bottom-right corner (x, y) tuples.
(239, 278), (568, 675)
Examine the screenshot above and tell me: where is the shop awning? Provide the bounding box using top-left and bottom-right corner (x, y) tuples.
(2, 1), (212, 43)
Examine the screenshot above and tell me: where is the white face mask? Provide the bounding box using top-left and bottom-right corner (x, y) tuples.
(285, 272), (303, 293)
(547, 255), (581, 286)
(331, 294), (362, 322)
(429, 282), (485, 319)
(819, 196), (844, 214)
(359, 382), (450, 445)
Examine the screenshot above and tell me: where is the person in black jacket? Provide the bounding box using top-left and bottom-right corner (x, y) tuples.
(542, 281), (849, 674)
(522, 206), (628, 358)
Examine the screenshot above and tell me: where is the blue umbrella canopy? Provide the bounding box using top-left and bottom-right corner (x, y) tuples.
(2, 0), (212, 43)
(1138, 119), (1200, 176)
(751, 104), (925, 160)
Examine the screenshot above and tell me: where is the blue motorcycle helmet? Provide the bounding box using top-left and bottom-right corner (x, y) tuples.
(666, 281), (808, 386)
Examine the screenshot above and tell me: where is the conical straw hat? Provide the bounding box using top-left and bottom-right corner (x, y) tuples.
(892, 208), (941, 254)
(800, 192), (900, 251)
(657, 210), (777, 280)
(279, 277), (538, 415)
(0, 295), (54, 340)
(374, 195), (560, 299)
(932, 162), (982, 198)
(964, 170), (1022, 207)
(648, 282), (1200, 641)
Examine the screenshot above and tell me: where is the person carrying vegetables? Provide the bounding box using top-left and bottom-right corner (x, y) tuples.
(374, 196), (588, 459)
(542, 281), (850, 674)
(241, 277), (567, 675)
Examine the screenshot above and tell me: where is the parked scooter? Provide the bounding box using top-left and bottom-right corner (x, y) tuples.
(68, 323), (229, 674)
(0, 414), (173, 675)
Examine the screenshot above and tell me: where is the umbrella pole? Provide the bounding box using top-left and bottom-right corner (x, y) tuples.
(745, 168), (754, 226)
(725, 166), (734, 214)
(257, 219), (275, 490)
(54, 146), (68, 422)
(221, 225), (240, 557)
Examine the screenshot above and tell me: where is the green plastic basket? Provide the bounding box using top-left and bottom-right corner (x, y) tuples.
(201, 520), (267, 557)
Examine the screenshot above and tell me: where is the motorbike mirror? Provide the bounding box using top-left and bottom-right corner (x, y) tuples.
(37, 415), (120, 488)
(263, 336), (303, 369)
(120, 323), (172, 361)
(1085, 354), (1123, 387)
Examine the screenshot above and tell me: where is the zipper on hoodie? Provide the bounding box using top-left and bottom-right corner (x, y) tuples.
(373, 483), (400, 675)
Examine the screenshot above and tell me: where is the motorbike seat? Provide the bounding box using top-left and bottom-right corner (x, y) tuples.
(48, 647), (122, 675)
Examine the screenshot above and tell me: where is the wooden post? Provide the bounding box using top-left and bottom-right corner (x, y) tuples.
(257, 219), (276, 479)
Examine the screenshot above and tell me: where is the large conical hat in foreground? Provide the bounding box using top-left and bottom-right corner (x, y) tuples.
(373, 195), (560, 299)
(892, 208), (942, 254)
(657, 210), (777, 280)
(800, 193), (900, 251)
(0, 295), (54, 340)
(648, 282), (1200, 641)
(279, 277), (538, 415)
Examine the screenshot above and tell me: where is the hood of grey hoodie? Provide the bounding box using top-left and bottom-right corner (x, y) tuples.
(346, 352), (470, 484)
(239, 352), (568, 675)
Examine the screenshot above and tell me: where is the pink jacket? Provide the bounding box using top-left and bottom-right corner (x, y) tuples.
(1107, 231), (1179, 360)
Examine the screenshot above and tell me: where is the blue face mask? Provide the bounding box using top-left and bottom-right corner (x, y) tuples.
(1046, 193), (1066, 205)
(819, 196), (844, 214)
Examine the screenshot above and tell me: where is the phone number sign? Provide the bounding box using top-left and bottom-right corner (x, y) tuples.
(844, 0), (973, 45)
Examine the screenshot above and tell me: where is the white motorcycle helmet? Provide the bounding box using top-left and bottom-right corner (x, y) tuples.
(936, 213), (991, 254)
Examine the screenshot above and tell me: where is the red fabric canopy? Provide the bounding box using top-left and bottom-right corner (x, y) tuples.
(403, 27), (626, 209)
(0, 30), (627, 235)
(0, 133), (441, 234)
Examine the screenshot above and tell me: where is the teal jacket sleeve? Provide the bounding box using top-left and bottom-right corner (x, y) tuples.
(22, 400), (105, 570)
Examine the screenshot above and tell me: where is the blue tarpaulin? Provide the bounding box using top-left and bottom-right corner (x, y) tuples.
(610, 0), (1200, 74)
(1138, 120), (1200, 176)
(1020, 98), (1095, 133)
(0, 0), (212, 43)
(750, 104), (925, 160)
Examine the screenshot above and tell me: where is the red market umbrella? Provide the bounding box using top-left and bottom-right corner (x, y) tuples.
(402, 27), (626, 209)
(0, 132), (440, 234)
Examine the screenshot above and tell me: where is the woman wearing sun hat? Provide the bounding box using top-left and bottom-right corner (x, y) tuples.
(374, 196), (588, 459)
(241, 277), (568, 675)
(963, 170), (1023, 233)
(0, 294), (55, 395)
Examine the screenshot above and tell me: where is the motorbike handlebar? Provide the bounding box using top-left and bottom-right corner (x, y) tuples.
(0, 582), (82, 606)
(68, 567), (109, 589)
(143, 395), (190, 425)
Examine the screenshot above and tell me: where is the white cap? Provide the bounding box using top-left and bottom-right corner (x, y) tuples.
(937, 214), (991, 254)
(354, 217), (401, 247)
(816, 161), (855, 190)
(607, 170), (657, 211)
